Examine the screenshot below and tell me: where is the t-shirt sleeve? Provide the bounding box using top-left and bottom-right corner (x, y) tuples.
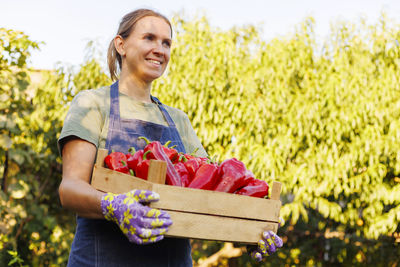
(58, 90), (103, 155)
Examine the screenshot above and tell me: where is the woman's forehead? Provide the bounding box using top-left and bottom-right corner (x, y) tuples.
(133, 16), (172, 38)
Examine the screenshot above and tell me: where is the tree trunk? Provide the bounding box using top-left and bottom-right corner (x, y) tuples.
(1, 149), (9, 192)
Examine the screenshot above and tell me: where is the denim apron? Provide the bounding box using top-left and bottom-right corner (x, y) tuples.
(67, 81), (192, 267)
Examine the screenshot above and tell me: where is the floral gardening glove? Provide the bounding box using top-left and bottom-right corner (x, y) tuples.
(248, 217), (284, 262)
(101, 189), (172, 244)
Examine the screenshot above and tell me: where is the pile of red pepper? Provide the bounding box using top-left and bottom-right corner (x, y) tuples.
(104, 138), (269, 198)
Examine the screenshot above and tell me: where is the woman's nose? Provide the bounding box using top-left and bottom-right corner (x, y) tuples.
(152, 41), (167, 56)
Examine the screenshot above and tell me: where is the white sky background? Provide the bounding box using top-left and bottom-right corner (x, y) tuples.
(1, 0), (399, 70)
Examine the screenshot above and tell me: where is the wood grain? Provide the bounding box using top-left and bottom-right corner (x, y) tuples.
(91, 166), (280, 222)
(147, 160), (167, 184)
(91, 149), (282, 244)
(95, 149), (108, 167)
(166, 211), (278, 243)
(270, 181), (282, 201)
(91, 166), (153, 193)
(150, 183), (281, 222)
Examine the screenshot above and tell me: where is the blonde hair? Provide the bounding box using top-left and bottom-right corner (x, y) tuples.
(107, 9), (172, 81)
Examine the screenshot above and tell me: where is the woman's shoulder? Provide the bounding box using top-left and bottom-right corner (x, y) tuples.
(162, 103), (189, 120)
(72, 85), (110, 108)
(75, 85), (110, 99)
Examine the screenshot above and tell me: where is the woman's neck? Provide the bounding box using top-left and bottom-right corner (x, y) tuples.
(118, 72), (152, 103)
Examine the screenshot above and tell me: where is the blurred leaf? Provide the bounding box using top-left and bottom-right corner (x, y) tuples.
(0, 134), (12, 149)
(9, 180), (29, 199)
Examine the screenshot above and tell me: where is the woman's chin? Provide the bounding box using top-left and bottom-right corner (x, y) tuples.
(143, 71), (165, 83)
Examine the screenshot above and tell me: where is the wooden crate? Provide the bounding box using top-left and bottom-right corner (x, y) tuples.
(91, 149), (282, 244)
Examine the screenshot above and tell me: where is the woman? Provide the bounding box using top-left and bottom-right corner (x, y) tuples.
(58, 8), (282, 266)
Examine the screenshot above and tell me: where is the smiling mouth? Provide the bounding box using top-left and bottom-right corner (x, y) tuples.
(146, 59), (162, 65)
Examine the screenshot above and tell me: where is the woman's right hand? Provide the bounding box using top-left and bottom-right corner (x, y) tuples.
(101, 189), (172, 244)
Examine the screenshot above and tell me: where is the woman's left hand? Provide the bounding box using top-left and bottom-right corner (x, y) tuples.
(249, 217), (284, 262)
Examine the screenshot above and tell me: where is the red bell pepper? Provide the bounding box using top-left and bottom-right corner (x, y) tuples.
(188, 163), (220, 190)
(126, 147), (146, 173)
(174, 162), (190, 187)
(236, 177), (269, 198)
(243, 169), (257, 185)
(198, 157), (210, 166)
(135, 150), (152, 180)
(182, 147), (200, 161)
(213, 158), (248, 193)
(172, 152), (184, 164)
(143, 140), (182, 186)
(183, 154), (194, 161)
(104, 151), (129, 174)
(184, 158), (200, 183)
(163, 141), (179, 163)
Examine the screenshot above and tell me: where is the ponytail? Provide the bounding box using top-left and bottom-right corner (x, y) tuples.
(107, 38), (121, 81)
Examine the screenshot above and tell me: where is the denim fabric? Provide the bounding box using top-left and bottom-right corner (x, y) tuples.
(67, 81), (192, 266)
(105, 81), (186, 154)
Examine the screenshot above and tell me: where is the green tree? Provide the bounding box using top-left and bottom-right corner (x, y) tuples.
(0, 29), (109, 266)
(1, 12), (400, 266)
(152, 13), (400, 266)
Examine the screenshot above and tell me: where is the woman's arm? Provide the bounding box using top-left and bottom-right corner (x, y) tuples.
(59, 138), (105, 219)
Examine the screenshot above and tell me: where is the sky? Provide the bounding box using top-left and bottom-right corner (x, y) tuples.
(1, 0), (399, 70)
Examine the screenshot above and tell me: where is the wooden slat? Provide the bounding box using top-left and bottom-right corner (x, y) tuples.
(95, 149), (108, 167)
(147, 160), (167, 184)
(270, 181), (282, 200)
(166, 211), (278, 244)
(91, 166), (280, 222)
(151, 183), (280, 222)
(91, 166), (153, 193)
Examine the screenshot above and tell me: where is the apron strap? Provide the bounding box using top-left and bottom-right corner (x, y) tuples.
(151, 96), (178, 128)
(109, 81), (120, 120)
(105, 81), (122, 153)
(151, 95), (186, 153)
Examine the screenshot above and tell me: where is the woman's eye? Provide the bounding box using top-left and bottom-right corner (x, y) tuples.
(145, 35), (153, 40)
(163, 41), (171, 48)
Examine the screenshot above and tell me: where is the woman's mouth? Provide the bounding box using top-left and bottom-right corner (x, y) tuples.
(146, 59), (162, 65)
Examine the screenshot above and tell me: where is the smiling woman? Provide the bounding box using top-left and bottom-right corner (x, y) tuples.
(57, 9), (207, 267)
(114, 16), (172, 100)
(57, 8), (282, 267)
(107, 9), (173, 84)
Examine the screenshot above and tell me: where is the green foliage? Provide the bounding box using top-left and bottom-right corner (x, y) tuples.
(7, 250), (27, 267)
(152, 13), (400, 265)
(0, 28), (39, 152)
(1, 12), (400, 266)
(0, 29), (110, 266)
(73, 40), (111, 92)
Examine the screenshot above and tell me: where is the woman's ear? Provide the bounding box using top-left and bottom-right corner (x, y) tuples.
(114, 35), (126, 57)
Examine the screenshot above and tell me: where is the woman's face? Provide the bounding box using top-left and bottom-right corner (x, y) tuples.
(118, 16), (172, 83)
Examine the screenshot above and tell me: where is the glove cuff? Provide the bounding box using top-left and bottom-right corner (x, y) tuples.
(101, 192), (118, 223)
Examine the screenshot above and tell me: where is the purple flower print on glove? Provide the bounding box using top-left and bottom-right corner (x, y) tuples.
(101, 189), (172, 245)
